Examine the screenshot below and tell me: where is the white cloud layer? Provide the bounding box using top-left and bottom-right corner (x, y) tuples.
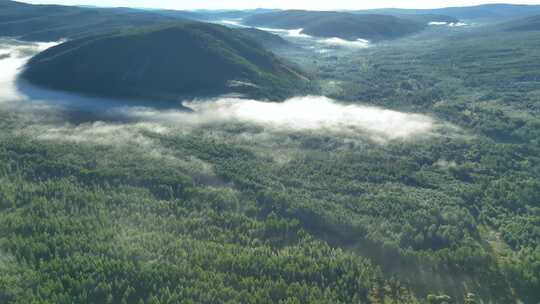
(251, 27), (370, 48)
(317, 38), (370, 48)
(0, 40), (60, 101)
(255, 27), (312, 38)
(189, 97), (434, 139)
(112, 96), (437, 142)
(429, 21), (468, 27)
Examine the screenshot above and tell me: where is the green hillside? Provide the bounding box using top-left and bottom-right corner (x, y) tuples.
(0, 0), (193, 41)
(196, 8), (281, 20)
(387, 13), (458, 24)
(237, 28), (291, 48)
(502, 15), (540, 32)
(362, 4), (540, 21)
(23, 23), (309, 101)
(243, 10), (427, 41)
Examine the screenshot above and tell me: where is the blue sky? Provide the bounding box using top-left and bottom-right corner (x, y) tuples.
(18, 0), (540, 10)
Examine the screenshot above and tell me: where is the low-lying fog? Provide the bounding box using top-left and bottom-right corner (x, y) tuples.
(0, 39), (449, 146)
(215, 19), (371, 49)
(0, 40), (58, 101)
(181, 97), (434, 140)
(218, 18), (472, 51)
(255, 27), (371, 49)
(429, 21), (468, 27)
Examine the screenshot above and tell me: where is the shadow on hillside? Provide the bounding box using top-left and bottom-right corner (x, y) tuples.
(15, 77), (192, 124)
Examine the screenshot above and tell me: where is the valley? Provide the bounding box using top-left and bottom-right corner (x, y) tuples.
(1, 1), (540, 303)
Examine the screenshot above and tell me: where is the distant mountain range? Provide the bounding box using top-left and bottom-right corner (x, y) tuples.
(243, 10), (428, 41)
(378, 13), (458, 24)
(0, 0), (187, 41)
(22, 23), (309, 101)
(193, 9), (281, 20)
(3, 0), (540, 43)
(360, 4), (540, 21)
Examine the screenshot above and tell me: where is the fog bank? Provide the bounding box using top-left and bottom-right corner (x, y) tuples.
(0, 40), (60, 102)
(1, 39), (441, 145)
(251, 27), (370, 49)
(256, 27), (312, 38)
(318, 37), (370, 48)
(115, 96), (436, 141)
(429, 21), (468, 27)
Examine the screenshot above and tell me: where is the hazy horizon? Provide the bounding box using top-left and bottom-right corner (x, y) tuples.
(17, 0), (540, 11)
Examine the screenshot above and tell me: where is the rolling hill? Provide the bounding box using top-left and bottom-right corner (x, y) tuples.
(375, 13), (459, 24)
(236, 28), (291, 48)
(502, 15), (540, 32)
(362, 4), (540, 21)
(22, 23), (309, 101)
(195, 8), (281, 20)
(243, 10), (427, 41)
(0, 0), (197, 41)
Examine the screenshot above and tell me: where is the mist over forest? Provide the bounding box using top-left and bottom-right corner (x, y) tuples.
(1, 1), (540, 304)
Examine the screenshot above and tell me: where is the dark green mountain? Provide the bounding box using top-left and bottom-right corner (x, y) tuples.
(243, 10), (426, 41)
(0, 0), (194, 41)
(22, 23), (309, 101)
(237, 28), (290, 48)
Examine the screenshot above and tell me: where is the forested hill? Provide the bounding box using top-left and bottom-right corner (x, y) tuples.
(501, 15), (540, 32)
(243, 10), (427, 41)
(237, 28), (291, 48)
(382, 13), (458, 24)
(23, 23), (309, 101)
(0, 0), (202, 41)
(191, 8), (280, 20)
(361, 4), (540, 21)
